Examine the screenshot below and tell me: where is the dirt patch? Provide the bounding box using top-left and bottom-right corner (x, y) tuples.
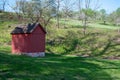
(103, 56), (120, 60)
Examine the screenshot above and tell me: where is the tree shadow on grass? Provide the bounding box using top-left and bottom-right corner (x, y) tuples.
(91, 37), (120, 57)
(0, 50), (115, 80)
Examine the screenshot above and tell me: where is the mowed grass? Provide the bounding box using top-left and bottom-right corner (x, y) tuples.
(0, 46), (120, 80)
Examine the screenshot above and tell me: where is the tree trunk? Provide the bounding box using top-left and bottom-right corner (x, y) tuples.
(57, 0), (60, 28)
(83, 17), (87, 35)
(118, 28), (120, 33)
(104, 20), (106, 25)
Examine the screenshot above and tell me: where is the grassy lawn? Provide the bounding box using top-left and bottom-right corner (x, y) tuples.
(0, 46), (120, 80)
(0, 21), (120, 80)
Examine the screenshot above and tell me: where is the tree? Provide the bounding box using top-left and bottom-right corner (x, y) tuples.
(78, 0), (83, 20)
(62, 0), (74, 27)
(55, 0), (65, 28)
(42, 0), (57, 27)
(77, 0), (100, 35)
(12, 0), (57, 27)
(100, 9), (106, 24)
(107, 8), (120, 33)
(116, 8), (120, 16)
(108, 8), (120, 26)
(83, 0), (91, 35)
(56, 0), (60, 28)
(62, 0), (73, 18)
(8, 0), (28, 21)
(115, 8), (120, 33)
(0, 0), (7, 12)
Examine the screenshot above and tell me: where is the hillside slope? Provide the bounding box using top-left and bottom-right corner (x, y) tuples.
(0, 21), (120, 58)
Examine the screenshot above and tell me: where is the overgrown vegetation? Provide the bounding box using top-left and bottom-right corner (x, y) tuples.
(46, 25), (120, 58)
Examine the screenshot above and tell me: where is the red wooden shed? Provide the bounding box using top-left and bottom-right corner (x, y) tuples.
(11, 23), (46, 57)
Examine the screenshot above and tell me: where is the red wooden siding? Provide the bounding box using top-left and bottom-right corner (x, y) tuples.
(12, 25), (46, 53)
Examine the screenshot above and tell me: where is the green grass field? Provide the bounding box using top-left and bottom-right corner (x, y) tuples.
(0, 20), (120, 80)
(0, 46), (120, 80)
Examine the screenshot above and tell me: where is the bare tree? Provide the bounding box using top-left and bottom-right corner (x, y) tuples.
(78, 0), (82, 20)
(77, 0), (100, 35)
(10, 0), (57, 29)
(62, 0), (75, 28)
(56, 0), (60, 28)
(8, 0), (27, 21)
(83, 0), (91, 35)
(0, 0), (7, 12)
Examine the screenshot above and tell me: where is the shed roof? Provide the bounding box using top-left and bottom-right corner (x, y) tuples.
(11, 23), (46, 34)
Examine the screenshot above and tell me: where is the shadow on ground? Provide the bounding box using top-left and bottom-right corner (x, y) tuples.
(1, 50), (119, 80)
(46, 31), (120, 58)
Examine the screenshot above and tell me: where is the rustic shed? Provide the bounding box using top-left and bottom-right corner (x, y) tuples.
(11, 23), (46, 57)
